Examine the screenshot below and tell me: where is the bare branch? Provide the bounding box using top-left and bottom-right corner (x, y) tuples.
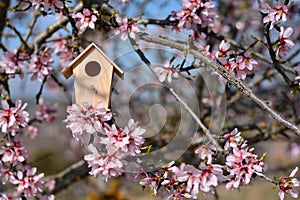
(138, 33), (300, 136)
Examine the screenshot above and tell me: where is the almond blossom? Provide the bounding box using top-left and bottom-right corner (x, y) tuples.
(71, 8), (98, 34)
(176, 7), (201, 31)
(173, 0), (217, 30)
(154, 60), (179, 83)
(215, 40), (231, 58)
(0, 141), (28, 166)
(35, 99), (56, 123)
(278, 167), (300, 200)
(118, 0), (130, 4)
(0, 50), (28, 77)
(30, 47), (53, 82)
(262, 2), (289, 29)
(225, 139), (265, 190)
(84, 144), (125, 181)
(236, 51), (258, 71)
(10, 167), (44, 197)
(31, 0), (64, 15)
(115, 17), (140, 40)
(64, 102), (112, 142)
(276, 27), (294, 58)
(52, 37), (73, 65)
(0, 100), (29, 135)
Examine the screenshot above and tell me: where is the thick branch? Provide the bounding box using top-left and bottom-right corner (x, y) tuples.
(138, 33), (300, 136)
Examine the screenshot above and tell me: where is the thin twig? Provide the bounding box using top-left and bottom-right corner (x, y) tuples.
(138, 32), (300, 136)
(129, 37), (223, 151)
(6, 19), (31, 51)
(44, 160), (89, 195)
(36, 76), (48, 104)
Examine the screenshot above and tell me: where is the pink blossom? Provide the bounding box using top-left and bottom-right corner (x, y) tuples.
(140, 175), (160, 196)
(71, 8), (98, 34)
(198, 162), (226, 194)
(24, 125), (39, 139)
(0, 100), (29, 135)
(11, 167), (44, 197)
(286, 142), (300, 160)
(0, 141), (28, 166)
(195, 145), (215, 164)
(219, 58), (249, 80)
(223, 128), (243, 150)
(31, 0), (64, 15)
(118, 0), (130, 4)
(52, 37), (73, 65)
(64, 102), (112, 142)
(278, 167), (300, 200)
(0, 165), (15, 184)
(0, 192), (22, 200)
(30, 47), (53, 82)
(35, 99), (56, 123)
(262, 3), (289, 29)
(153, 60), (179, 83)
(276, 27), (294, 58)
(181, 0), (201, 10)
(84, 144), (124, 181)
(176, 8), (201, 30)
(101, 119), (145, 156)
(236, 51), (258, 71)
(225, 146), (265, 190)
(215, 40), (231, 58)
(174, 0), (217, 30)
(115, 17), (140, 40)
(101, 124), (130, 154)
(172, 163), (201, 199)
(0, 50), (28, 77)
(122, 119), (145, 155)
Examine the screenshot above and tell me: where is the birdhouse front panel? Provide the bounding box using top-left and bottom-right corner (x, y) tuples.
(72, 48), (114, 108)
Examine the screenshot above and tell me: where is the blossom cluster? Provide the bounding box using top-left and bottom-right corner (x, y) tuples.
(262, 2), (289, 30)
(0, 50), (29, 78)
(35, 99), (56, 123)
(52, 37), (73, 65)
(64, 102), (145, 181)
(154, 60), (180, 83)
(139, 128), (265, 199)
(212, 40), (258, 80)
(115, 16), (140, 41)
(0, 100), (54, 199)
(262, 2), (294, 58)
(30, 0), (64, 15)
(277, 167), (300, 200)
(71, 8), (99, 34)
(172, 0), (217, 31)
(0, 47), (55, 82)
(0, 100), (29, 136)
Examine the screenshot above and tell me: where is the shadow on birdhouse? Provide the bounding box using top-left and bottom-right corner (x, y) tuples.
(61, 43), (124, 109)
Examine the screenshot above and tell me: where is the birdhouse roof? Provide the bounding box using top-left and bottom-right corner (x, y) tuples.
(61, 43), (124, 79)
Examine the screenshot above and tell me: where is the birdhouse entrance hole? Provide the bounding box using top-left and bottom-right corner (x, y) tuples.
(85, 61), (101, 77)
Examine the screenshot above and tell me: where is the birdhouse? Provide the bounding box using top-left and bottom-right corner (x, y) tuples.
(61, 43), (124, 109)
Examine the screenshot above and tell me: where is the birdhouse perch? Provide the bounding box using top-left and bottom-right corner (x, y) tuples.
(61, 43), (124, 109)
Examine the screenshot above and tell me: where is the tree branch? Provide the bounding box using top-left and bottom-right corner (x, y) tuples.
(129, 37), (223, 151)
(29, 2), (83, 52)
(138, 32), (300, 136)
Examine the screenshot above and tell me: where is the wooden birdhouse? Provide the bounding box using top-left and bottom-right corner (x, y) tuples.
(61, 43), (124, 109)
